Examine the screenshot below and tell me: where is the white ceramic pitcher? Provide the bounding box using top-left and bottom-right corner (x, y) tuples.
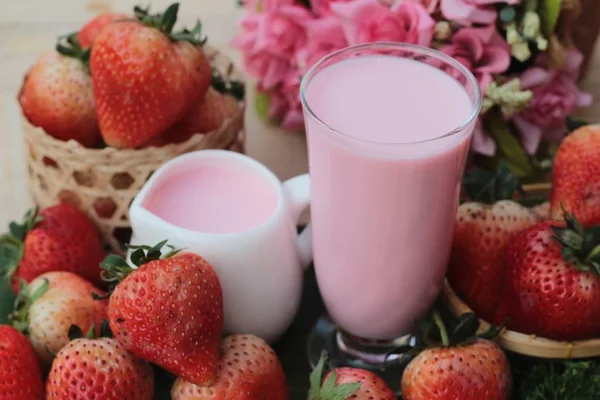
(129, 150), (312, 343)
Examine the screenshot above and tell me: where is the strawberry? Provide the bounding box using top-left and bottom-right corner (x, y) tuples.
(101, 241), (223, 386)
(0, 204), (105, 292)
(10, 271), (108, 366)
(550, 124), (600, 227)
(494, 212), (600, 341)
(148, 87), (239, 147)
(402, 312), (511, 400)
(171, 334), (289, 400)
(90, 3), (211, 148)
(531, 201), (550, 220)
(0, 325), (45, 400)
(307, 355), (394, 400)
(448, 165), (539, 321)
(46, 324), (154, 400)
(78, 11), (128, 48)
(19, 34), (100, 147)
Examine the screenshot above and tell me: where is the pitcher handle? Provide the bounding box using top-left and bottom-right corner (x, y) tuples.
(283, 174), (312, 270)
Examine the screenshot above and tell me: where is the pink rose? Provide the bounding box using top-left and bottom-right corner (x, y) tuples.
(310, 0), (353, 16)
(472, 118), (495, 156)
(441, 0), (521, 25)
(296, 17), (348, 70)
(440, 25), (510, 92)
(514, 50), (593, 154)
(267, 76), (305, 131)
(242, 0), (294, 11)
(331, 0), (435, 47)
(232, 6), (314, 90)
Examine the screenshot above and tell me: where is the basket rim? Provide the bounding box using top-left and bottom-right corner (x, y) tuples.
(442, 280), (600, 359)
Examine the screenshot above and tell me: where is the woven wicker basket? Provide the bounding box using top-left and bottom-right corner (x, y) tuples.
(443, 182), (600, 359)
(24, 46), (245, 254)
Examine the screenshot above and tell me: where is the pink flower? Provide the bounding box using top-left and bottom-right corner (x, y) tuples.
(513, 50), (593, 155)
(419, 0), (440, 13)
(310, 0), (353, 16)
(440, 25), (510, 92)
(242, 0), (294, 11)
(232, 6), (314, 90)
(296, 17), (348, 70)
(331, 0), (435, 47)
(266, 77), (305, 131)
(441, 0), (521, 25)
(472, 118), (495, 156)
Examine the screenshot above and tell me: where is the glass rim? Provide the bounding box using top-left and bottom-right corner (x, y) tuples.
(299, 42), (483, 146)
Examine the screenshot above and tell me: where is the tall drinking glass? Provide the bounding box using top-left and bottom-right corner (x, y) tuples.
(300, 42), (481, 389)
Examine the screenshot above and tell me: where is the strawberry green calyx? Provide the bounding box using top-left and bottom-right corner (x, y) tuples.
(0, 207), (43, 281)
(56, 32), (91, 68)
(10, 279), (49, 333)
(133, 3), (207, 46)
(308, 354), (361, 400)
(211, 67), (245, 101)
(68, 320), (112, 341)
(462, 162), (523, 204)
(427, 312), (503, 348)
(552, 210), (600, 275)
(98, 240), (181, 298)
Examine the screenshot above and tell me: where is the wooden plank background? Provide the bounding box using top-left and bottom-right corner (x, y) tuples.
(0, 0), (598, 227)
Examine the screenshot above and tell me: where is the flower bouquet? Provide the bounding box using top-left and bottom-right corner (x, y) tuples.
(233, 0), (595, 181)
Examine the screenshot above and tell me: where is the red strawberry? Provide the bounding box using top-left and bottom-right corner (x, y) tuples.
(402, 313), (511, 400)
(307, 355), (394, 400)
(448, 200), (539, 321)
(0, 325), (45, 400)
(10, 271), (108, 366)
(19, 36), (100, 147)
(494, 212), (600, 341)
(90, 3), (211, 148)
(103, 241), (223, 386)
(46, 325), (154, 400)
(78, 11), (128, 48)
(171, 334), (289, 400)
(0, 204), (104, 292)
(550, 124), (600, 227)
(148, 87), (239, 147)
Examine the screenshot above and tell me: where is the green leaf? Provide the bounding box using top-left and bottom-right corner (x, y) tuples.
(0, 278), (16, 325)
(255, 91), (271, 122)
(309, 354), (327, 399)
(449, 313), (480, 345)
(539, 0), (562, 38)
(566, 116), (590, 132)
(0, 235), (23, 279)
(462, 162), (522, 203)
(160, 2), (179, 34)
(68, 325), (85, 341)
(486, 110), (533, 178)
(100, 320), (113, 338)
(515, 360), (600, 400)
(85, 324), (96, 339)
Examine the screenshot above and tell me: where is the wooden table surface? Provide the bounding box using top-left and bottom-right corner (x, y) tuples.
(0, 0), (598, 227)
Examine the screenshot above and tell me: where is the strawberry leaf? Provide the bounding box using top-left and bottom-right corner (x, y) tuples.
(159, 3), (179, 35)
(462, 162), (522, 203)
(68, 325), (85, 341)
(566, 117), (590, 132)
(211, 67), (245, 101)
(449, 312), (480, 346)
(308, 353), (361, 400)
(0, 277), (16, 325)
(100, 320), (113, 338)
(10, 279), (48, 333)
(551, 211), (600, 275)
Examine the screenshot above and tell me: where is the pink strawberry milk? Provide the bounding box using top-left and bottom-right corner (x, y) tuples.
(301, 43), (480, 340)
(143, 164), (278, 233)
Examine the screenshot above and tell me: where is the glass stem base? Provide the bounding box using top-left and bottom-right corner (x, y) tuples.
(307, 314), (417, 396)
